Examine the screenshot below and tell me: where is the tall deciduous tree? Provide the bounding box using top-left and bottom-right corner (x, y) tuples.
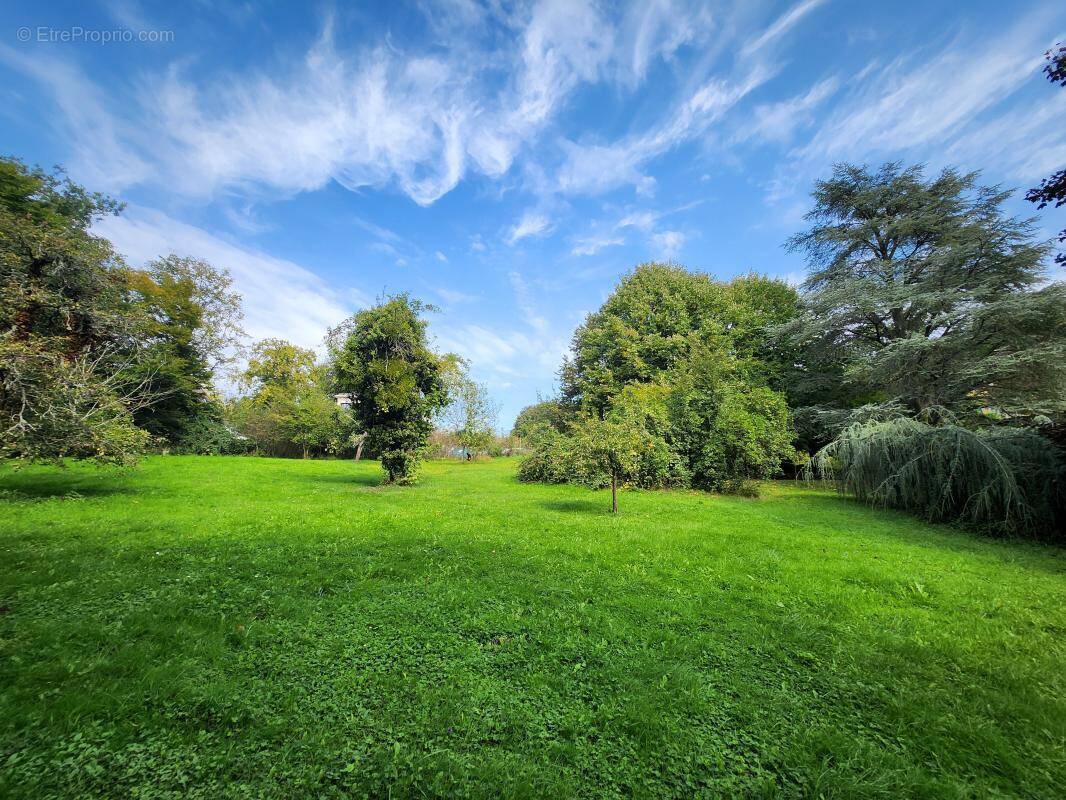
(787, 162), (1066, 419)
(543, 263), (797, 491)
(229, 338), (352, 458)
(0, 158), (148, 463)
(333, 295), (448, 483)
(560, 264), (798, 415)
(124, 255), (243, 446)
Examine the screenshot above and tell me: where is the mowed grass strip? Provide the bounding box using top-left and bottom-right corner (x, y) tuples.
(0, 456), (1063, 798)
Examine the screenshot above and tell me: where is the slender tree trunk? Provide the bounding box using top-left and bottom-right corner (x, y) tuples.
(354, 433), (366, 461)
(611, 471), (617, 513)
(302, 445), (309, 459)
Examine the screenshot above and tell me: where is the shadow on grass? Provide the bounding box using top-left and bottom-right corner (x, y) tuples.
(290, 472), (384, 488)
(783, 487), (1066, 571)
(0, 475), (134, 501)
(540, 498), (609, 514)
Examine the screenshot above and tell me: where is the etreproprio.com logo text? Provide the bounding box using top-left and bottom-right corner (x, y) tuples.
(16, 26), (175, 44)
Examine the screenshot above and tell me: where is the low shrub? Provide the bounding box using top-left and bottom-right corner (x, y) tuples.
(516, 426), (576, 484)
(674, 381), (795, 491)
(171, 416), (250, 455)
(518, 370), (795, 495)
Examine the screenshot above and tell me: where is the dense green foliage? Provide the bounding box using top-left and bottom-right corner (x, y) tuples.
(125, 255), (243, 451)
(0, 339), (150, 463)
(518, 398), (685, 503)
(560, 265), (797, 413)
(809, 416), (1065, 539)
(572, 414), (671, 512)
(0, 158), (458, 468)
(785, 161), (1066, 536)
(523, 264), (797, 495)
(227, 338), (354, 459)
(665, 352), (795, 492)
(2, 457), (1064, 798)
(0, 158), (148, 463)
(511, 399), (568, 438)
(786, 162), (1065, 421)
(333, 296), (449, 483)
(1, 158), (244, 462)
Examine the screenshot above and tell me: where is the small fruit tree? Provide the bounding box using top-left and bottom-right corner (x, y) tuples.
(571, 415), (653, 513)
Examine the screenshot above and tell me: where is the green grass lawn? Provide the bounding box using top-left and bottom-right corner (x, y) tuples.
(1, 456), (1064, 798)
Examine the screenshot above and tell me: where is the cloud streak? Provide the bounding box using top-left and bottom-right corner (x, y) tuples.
(740, 0), (827, 58)
(761, 11), (1063, 208)
(1, 2), (724, 210)
(546, 0), (829, 199)
(505, 210), (553, 245)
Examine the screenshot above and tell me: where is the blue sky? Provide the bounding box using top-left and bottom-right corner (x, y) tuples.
(2, 0), (1065, 429)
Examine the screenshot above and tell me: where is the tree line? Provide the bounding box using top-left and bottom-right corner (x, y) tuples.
(513, 40), (1066, 532)
(3, 151), (1063, 535)
(513, 160), (1065, 534)
(1, 157), (243, 464)
(2, 43), (1063, 535)
(0, 156), (497, 482)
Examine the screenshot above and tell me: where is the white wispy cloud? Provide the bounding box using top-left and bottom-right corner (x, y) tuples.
(554, 138), (659, 197)
(511, 0), (614, 128)
(616, 209), (661, 231)
(432, 271), (569, 385)
(571, 234), (625, 256)
(801, 26), (1048, 162)
(551, 57), (775, 196)
(430, 267), (569, 405)
(103, 0), (155, 33)
(3, 2), (701, 209)
(505, 210), (553, 245)
(740, 0), (827, 58)
(616, 0), (714, 87)
(144, 31), (474, 206)
(544, 0), (830, 198)
(650, 229), (685, 258)
(432, 323), (566, 380)
(508, 270), (549, 332)
(738, 76), (840, 145)
(353, 216), (407, 246)
(369, 241), (400, 258)
(763, 10), (1061, 208)
(946, 90), (1066, 182)
(0, 45), (151, 193)
(597, 200), (702, 254)
(567, 199), (702, 258)
(0, 0), (804, 209)
(355, 215), (422, 266)
(434, 286), (479, 304)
